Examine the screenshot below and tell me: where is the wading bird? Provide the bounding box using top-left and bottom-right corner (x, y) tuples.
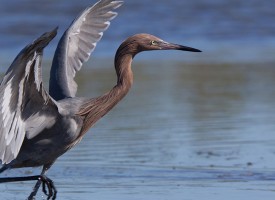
(0, 0), (201, 199)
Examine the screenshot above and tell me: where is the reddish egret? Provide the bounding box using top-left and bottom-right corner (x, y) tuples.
(0, 0), (201, 199)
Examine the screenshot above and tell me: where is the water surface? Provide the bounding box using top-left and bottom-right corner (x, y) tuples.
(1, 61), (275, 200)
(0, 0), (274, 64)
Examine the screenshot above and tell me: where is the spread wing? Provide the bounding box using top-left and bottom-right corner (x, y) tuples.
(0, 28), (59, 164)
(49, 0), (123, 100)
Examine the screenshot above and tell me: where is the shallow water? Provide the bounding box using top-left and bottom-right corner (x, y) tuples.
(1, 60), (275, 200)
(0, 0), (275, 199)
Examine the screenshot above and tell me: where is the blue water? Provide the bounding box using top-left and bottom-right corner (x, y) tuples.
(1, 1), (275, 200)
(0, 0), (274, 64)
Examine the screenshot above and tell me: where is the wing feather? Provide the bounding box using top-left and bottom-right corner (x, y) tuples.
(0, 28), (58, 164)
(50, 0), (123, 100)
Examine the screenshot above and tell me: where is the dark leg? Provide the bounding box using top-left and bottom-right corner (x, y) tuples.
(28, 176), (42, 200)
(0, 175), (41, 183)
(27, 164), (57, 200)
(27, 175), (56, 200)
(0, 164), (57, 199)
(0, 164), (8, 173)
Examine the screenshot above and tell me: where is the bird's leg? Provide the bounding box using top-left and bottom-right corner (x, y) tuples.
(28, 164), (57, 200)
(0, 164), (8, 173)
(41, 175), (56, 198)
(0, 163), (56, 199)
(0, 174), (56, 199)
(28, 177), (42, 200)
(0, 175), (41, 183)
(26, 175), (56, 200)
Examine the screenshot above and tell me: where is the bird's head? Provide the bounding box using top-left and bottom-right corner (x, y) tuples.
(117, 33), (201, 58)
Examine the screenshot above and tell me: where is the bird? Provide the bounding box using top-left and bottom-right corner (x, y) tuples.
(0, 0), (201, 199)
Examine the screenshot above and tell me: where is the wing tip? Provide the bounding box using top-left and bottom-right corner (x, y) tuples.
(97, 0), (124, 10)
(112, 1), (124, 8)
(27, 26), (58, 54)
(42, 27), (58, 42)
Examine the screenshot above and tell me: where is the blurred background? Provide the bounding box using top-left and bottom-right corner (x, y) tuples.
(0, 0), (275, 200)
(0, 0), (274, 64)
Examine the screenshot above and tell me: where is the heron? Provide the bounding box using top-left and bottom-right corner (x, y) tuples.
(0, 0), (201, 199)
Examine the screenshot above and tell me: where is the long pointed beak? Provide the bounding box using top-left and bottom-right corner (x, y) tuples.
(160, 42), (202, 52)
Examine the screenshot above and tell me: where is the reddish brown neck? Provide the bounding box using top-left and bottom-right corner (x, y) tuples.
(78, 53), (134, 135)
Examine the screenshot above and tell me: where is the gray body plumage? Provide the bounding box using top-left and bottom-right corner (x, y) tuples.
(9, 97), (87, 168)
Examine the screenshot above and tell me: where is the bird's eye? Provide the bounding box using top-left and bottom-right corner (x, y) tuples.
(150, 40), (157, 45)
